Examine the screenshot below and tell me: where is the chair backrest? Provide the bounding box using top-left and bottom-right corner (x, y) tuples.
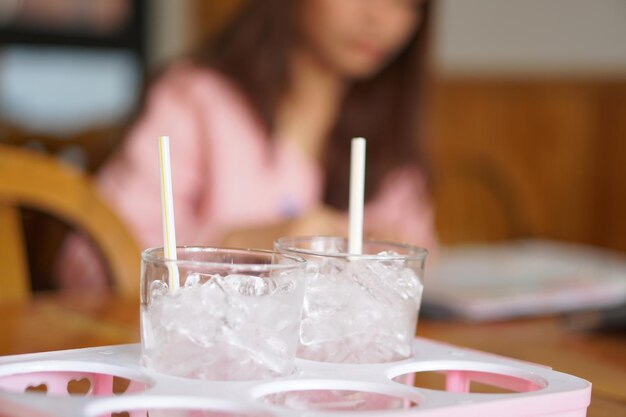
(0, 144), (140, 302)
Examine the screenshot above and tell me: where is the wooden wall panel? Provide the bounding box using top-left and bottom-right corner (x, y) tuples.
(431, 79), (626, 252)
(595, 87), (626, 251)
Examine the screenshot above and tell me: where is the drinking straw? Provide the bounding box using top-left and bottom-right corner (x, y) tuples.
(158, 136), (180, 290)
(348, 137), (366, 255)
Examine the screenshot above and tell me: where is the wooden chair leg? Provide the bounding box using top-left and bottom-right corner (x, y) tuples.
(0, 204), (29, 303)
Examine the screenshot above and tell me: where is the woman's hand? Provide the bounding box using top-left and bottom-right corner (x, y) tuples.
(286, 205), (347, 237)
(221, 206), (347, 250)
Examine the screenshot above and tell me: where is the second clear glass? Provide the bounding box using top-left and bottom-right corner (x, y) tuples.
(275, 236), (427, 364)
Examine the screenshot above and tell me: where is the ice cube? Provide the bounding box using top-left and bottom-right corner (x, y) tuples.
(149, 281), (228, 348)
(300, 280), (381, 346)
(184, 272), (221, 287)
(354, 332), (412, 362)
(150, 279), (169, 300)
(348, 257), (422, 306)
(347, 259), (397, 305)
(228, 324), (292, 376)
(395, 268), (424, 301)
(184, 273), (200, 287)
(300, 309), (345, 345)
(316, 257), (347, 278)
(270, 269), (304, 296)
(375, 250), (406, 270)
(213, 274), (273, 296)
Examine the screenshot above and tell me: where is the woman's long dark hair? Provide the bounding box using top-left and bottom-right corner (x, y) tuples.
(197, 0), (431, 209)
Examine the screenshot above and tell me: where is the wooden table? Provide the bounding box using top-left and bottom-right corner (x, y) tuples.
(0, 291), (624, 416)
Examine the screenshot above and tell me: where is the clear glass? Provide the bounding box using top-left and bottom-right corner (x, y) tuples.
(140, 246), (306, 380)
(275, 236), (427, 364)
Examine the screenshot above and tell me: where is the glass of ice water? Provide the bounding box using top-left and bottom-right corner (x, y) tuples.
(140, 246), (307, 380)
(275, 237), (427, 364)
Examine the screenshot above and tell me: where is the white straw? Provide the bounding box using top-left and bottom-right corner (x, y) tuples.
(158, 136), (179, 291)
(348, 137), (366, 255)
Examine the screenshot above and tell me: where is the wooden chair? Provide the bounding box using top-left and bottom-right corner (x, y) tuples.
(0, 144), (140, 302)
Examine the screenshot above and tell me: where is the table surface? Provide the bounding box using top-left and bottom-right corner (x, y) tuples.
(0, 291), (624, 416)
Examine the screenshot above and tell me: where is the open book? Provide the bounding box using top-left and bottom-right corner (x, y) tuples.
(423, 240), (626, 321)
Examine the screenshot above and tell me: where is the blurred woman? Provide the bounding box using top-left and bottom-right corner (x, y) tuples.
(59, 0), (436, 287)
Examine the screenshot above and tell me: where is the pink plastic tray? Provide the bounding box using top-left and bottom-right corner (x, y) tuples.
(0, 337), (591, 416)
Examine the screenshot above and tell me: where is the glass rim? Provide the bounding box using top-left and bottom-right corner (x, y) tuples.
(141, 246), (306, 272)
(274, 236), (428, 261)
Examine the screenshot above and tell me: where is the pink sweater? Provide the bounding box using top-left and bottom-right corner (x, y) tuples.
(60, 63), (436, 288)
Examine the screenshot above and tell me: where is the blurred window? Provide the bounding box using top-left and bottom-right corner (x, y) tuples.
(0, 46), (141, 135)
(0, 0), (145, 135)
